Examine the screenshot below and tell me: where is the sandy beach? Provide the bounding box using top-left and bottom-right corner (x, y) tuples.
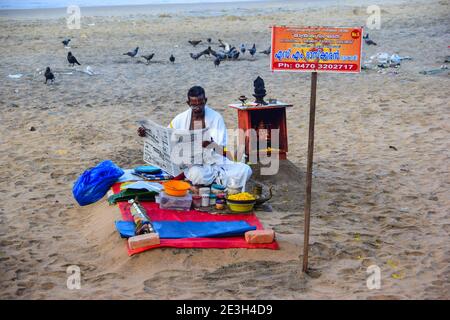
(0, 0), (449, 299)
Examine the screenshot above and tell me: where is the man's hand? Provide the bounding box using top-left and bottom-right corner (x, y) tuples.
(203, 141), (231, 159)
(137, 126), (146, 137)
(202, 140), (212, 148)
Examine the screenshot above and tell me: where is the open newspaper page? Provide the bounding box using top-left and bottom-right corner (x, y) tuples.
(138, 119), (209, 177)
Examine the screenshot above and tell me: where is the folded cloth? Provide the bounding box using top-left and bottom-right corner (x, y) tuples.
(117, 169), (145, 183)
(115, 220), (256, 239)
(134, 165), (162, 174)
(120, 181), (164, 193)
(108, 189), (157, 204)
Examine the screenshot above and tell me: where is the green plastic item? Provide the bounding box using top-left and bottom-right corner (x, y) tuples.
(108, 189), (157, 204)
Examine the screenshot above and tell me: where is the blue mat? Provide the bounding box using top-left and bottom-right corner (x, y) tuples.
(115, 220), (256, 239)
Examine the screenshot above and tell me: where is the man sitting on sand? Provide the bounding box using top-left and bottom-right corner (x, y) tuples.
(138, 86), (252, 187)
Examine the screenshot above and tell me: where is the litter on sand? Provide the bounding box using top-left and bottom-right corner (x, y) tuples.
(81, 66), (99, 76)
(8, 74), (23, 79)
(362, 52), (412, 70)
(419, 65), (448, 75)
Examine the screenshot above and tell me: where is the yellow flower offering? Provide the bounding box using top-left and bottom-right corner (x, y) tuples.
(227, 192), (256, 213)
(228, 192), (255, 201)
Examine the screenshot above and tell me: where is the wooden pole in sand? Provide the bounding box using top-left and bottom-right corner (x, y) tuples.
(303, 71), (317, 273)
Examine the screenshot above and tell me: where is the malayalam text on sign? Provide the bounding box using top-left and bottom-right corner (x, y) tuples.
(270, 26), (363, 73)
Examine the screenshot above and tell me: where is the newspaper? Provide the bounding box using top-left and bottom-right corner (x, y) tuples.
(138, 119), (209, 177)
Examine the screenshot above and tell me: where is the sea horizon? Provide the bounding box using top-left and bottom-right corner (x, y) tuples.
(0, 0), (344, 20)
(0, 0), (268, 10)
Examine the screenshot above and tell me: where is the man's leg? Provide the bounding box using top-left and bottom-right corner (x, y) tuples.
(184, 165), (216, 185)
(221, 162), (253, 189)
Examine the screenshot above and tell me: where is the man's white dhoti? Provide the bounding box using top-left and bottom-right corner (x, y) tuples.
(169, 105), (252, 187)
(185, 153), (252, 188)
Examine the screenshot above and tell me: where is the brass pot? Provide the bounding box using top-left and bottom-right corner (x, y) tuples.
(253, 185), (273, 205)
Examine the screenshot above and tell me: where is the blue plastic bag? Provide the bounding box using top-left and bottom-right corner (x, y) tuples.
(73, 160), (124, 206)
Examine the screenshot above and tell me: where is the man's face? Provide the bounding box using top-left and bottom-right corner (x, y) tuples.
(188, 95), (206, 115)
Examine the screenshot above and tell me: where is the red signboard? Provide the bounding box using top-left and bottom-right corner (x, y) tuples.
(271, 26), (363, 73)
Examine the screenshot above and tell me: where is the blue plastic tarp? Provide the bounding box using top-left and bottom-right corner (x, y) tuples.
(115, 220), (256, 239)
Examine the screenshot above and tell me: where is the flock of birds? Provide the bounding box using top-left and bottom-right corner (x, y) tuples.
(44, 33), (375, 84)
(44, 37), (271, 84)
(186, 38), (271, 67)
(119, 38), (271, 67)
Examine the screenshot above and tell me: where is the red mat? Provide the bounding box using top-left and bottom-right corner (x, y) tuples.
(112, 183), (279, 255)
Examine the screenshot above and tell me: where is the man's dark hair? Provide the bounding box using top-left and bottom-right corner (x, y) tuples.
(187, 86), (206, 99)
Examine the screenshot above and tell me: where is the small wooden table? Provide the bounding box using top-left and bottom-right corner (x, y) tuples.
(228, 101), (293, 161)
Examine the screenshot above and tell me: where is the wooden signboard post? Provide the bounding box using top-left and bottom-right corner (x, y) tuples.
(271, 26), (363, 272)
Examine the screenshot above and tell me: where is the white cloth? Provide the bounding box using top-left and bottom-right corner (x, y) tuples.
(169, 105), (227, 147)
(185, 156), (252, 188)
(117, 169), (144, 182)
(120, 181), (164, 193)
(169, 105), (252, 187)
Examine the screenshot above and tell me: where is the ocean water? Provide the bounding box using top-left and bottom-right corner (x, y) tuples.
(0, 0), (265, 10)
